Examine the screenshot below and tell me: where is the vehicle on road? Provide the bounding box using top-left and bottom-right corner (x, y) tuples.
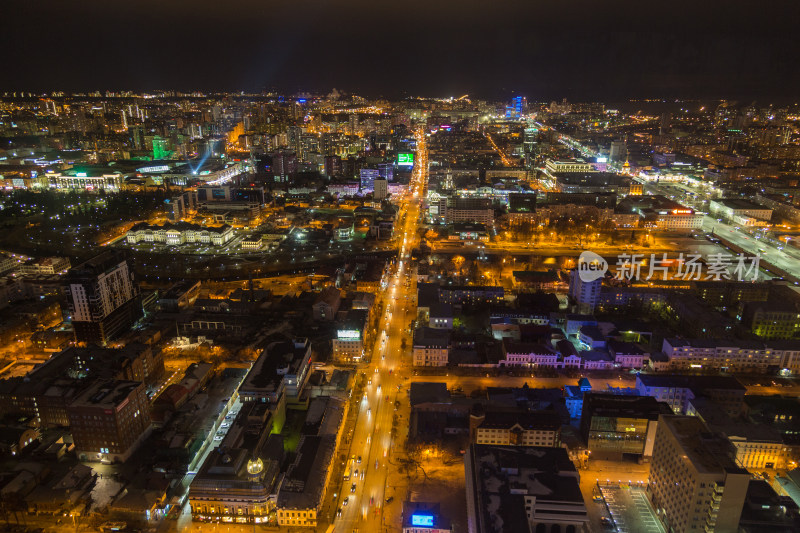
(343, 497), (349, 506)
(351, 483), (357, 493)
(385, 496), (394, 504)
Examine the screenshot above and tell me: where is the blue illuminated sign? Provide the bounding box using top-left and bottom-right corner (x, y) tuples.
(411, 514), (434, 527)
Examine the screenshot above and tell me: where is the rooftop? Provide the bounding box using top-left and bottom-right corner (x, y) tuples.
(659, 415), (746, 475)
(467, 444), (585, 533)
(70, 379), (141, 409)
(276, 434), (335, 510)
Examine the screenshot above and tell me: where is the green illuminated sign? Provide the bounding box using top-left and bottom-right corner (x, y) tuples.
(397, 153), (414, 166)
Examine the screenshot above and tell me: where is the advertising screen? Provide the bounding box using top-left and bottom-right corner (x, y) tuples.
(397, 153), (415, 167)
(411, 515), (434, 527)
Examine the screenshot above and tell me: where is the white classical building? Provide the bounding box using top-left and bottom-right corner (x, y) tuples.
(126, 222), (234, 246)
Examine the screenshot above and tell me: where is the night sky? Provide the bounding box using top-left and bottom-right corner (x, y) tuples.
(3, 0), (799, 101)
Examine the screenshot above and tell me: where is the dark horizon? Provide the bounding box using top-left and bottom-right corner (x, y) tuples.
(2, 0), (800, 103)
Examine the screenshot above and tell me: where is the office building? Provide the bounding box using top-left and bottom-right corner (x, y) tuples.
(647, 415), (750, 533)
(445, 197), (494, 225)
(238, 338), (312, 404)
(64, 251), (142, 346)
(360, 168), (380, 193)
(67, 379), (152, 463)
(580, 393), (672, 458)
(505, 96), (527, 120)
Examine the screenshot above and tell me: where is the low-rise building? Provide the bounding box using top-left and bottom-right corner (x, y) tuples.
(608, 340), (648, 369)
(635, 374), (746, 417)
(157, 280), (201, 312)
(472, 409), (561, 447)
(126, 222), (234, 246)
(428, 303), (454, 330)
(709, 198), (773, 221)
(276, 435), (335, 528)
(17, 257), (71, 276)
(662, 337), (786, 372)
(438, 285), (504, 306)
(402, 501), (452, 533)
(688, 398), (786, 470)
(465, 444), (588, 533)
(413, 327), (451, 367)
(739, 296), (800, 340)
(312, 287), (341, 321)
(501, 340), (560, 367)
(189, 403), (281, 524)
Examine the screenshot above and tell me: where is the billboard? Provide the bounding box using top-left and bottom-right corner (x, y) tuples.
(397, 153), (415, 167)
(411, 515), (434, 527)
(337, 330), (361, 340)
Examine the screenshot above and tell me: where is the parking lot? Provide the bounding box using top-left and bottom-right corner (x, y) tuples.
(598, 483), (665, 533)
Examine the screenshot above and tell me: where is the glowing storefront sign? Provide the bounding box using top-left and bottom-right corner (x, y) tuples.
(411, 514), (434, 527)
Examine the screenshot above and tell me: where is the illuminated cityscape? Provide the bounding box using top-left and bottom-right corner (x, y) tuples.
(3, 2), (800, 533)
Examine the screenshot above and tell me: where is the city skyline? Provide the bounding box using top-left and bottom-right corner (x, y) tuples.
(3, 1), (800, 101)
(2, 4), (800, 530)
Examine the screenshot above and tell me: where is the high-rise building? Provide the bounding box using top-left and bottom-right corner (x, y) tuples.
(165, 195), (185, 222)
(568, 269), (602, 312)
(152, 135), (173, 160)
(272, 149), (298, 183)
(64, 251), (142, 346)
(324, 155), (342, 178)
(647, 415), (750, 533)
(505, 96), (527, 119)
(609, 140), (627, 162)
(373, 178), (388, 200)
(67, 379), (152, 463)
